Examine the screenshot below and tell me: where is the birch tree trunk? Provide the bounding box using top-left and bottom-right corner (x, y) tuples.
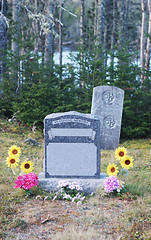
(145, 0), (151, 74)
(0, 0), (7, 88)
(11, 0), (20, 93)
(140, 0), (147, 84)
(59, 1), (63, 69)
(80, 0), (84, 87)
(44, 0), (54, 67)
(58, 0), (64, 82)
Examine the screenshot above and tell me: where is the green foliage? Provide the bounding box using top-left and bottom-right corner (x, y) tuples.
(122, 87), (151, 139)
(11, 64), (74, 126)
(0, 38), (151, 138)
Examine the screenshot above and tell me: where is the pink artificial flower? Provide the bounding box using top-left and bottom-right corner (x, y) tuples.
(14, 172), (38, 190)
(22, 172), (38, 190)
(77, 201), (82, 206)
(80, 196), (85, 201)
(104, 175), (120, 193)
(14, 175), (25, 188)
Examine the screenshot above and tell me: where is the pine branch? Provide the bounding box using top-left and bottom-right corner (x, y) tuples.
(0, 12), (9, 28)
(59, 5), (77, 17)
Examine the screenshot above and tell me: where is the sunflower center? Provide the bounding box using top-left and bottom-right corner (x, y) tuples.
(119, 151), (124, 157)
(10, 159), (15, 164)
(12, 149), (18, 155)
(24, 163), (30, 169)
(111, 167), (115, 172)
(125, 160), (130, 165)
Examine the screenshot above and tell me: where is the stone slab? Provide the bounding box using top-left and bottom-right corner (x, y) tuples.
(91, 86), (124, 150)
(38, 172), (107, 195)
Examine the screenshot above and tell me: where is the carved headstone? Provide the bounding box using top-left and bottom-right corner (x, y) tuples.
(91, 86), (124, 150)
(43, 111), (100, 178)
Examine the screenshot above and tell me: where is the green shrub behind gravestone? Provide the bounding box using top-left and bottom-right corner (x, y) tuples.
(0, 41), (150, 138)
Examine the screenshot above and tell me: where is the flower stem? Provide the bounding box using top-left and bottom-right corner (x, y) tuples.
(11, 168), (16, 175)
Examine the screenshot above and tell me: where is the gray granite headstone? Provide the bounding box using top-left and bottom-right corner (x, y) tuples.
(43, 111), (100, 178)
(39, 111), (107, 194)
(91, 86), (124, 150)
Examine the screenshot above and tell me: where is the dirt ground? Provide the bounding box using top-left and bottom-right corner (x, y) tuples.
(1, 194), (151, 240)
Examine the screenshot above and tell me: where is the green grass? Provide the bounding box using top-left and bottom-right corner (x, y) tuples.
(0, 119), (151, 239)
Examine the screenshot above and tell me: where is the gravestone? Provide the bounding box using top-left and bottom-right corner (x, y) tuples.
(44, 111), (100, 178)
(39, 111), (106, 194)
(91, 86), (124, 150)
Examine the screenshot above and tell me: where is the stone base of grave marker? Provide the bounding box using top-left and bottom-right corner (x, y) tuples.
(38, 173), (107, 195)
(91, 86), (124, 150)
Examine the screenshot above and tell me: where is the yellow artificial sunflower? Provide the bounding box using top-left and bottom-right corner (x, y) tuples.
(6, 156), (20, 168)
(115, 147), (127, 160)
(8, 145), (21, 158)
(120, 155), (133, 169)
(20, 160), (34, 173)
(107, 163), (119, 176)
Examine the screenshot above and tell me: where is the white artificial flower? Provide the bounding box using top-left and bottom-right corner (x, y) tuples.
(63, 194), (72, 200)
(58, 180), (69, 188)
(117, 188), (121, 193)
(69, 183), (75, 190)
(53, 196), (57, 201)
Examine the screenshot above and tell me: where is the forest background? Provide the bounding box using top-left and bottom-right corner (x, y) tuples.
(0, 0), (150, 139)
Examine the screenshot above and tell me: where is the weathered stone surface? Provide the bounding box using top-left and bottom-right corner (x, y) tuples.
(43, 111), (101, 178)
(91, 86), (124, 150)
(38, 173), (107, 195)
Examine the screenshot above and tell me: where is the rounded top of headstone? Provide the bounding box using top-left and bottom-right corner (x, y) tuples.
(93, 85), (124, 93)
(45, 111), (100, 120)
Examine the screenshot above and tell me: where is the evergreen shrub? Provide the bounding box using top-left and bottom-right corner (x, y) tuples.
(0, 45), (150, 139)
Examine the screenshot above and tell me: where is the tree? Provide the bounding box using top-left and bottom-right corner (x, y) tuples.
(59, 0), (64, 69)
(80, 0), (85, 87)
(111, 0), (117, 51)
(11, 0), (21, 94)
(103, 0), (112, 67)
(0, 0), (8, 88)
(145, 0), (151, 75)
(140, 0), (147, 83)
(94, 0), (98, 38)
(110, 0), (118, 78)
(80, 0), (85, 47)
(11, 0), (20, 53)
(119, 0), (127, 47)
(44, 0), (55, 67)
(34, 0), (39, 57)
(98, 0), (106, 45)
